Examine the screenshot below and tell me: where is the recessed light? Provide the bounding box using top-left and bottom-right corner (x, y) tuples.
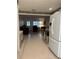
(49, 8), (52, 11)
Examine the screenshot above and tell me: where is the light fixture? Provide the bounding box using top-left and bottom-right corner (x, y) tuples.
(49, 8), (52, 11)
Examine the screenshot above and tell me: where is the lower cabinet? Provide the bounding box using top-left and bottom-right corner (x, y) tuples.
(49, 37), (61, 58)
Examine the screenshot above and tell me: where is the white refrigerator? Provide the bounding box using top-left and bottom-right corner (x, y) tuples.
(49, 10), (61, 58)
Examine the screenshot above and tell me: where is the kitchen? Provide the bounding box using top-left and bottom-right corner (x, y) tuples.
(17, 0), (61, 59)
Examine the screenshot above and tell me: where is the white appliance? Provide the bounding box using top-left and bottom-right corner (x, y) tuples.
(49, 10), (61, 58)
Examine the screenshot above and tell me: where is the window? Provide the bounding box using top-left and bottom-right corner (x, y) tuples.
(38, 21), (44, 27)
(33, 21), (44, 27)
(27, 21), (30, 26)
(33, 21), (38, 26)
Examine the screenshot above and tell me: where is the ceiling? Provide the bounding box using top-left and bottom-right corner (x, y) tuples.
(19, 0), (61, 14)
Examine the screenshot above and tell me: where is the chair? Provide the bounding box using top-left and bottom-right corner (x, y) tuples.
(22, 25), (29, 35)
(33, 26), (38, 32)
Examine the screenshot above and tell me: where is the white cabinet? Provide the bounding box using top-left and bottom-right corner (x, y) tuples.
(49, 37), (61, 58)
(18, 31), (23, 52)
(19, 31), (23, 48)
(49, 10), (61, 58)
(19, 31), (23, 41)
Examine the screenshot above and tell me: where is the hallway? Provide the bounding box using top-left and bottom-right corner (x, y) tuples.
(20, 33), (58, 59)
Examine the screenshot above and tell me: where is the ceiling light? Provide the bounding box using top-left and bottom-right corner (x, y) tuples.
(49, 8), (52, 11)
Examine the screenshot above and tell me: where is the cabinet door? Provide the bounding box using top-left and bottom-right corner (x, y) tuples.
(49, 37), (61, 58)
(49, 11), (61, 41)
(53, 12), (61, 41)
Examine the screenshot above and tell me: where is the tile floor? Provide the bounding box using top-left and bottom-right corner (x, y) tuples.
(19, 33), (58, 59)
